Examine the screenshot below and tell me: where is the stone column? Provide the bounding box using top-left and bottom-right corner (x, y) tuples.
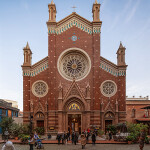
(58, 111), (63, 132)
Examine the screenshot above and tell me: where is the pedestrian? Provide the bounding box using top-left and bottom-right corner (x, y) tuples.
(67, 131), (70, 141)
(62, 131), (66, 144)
(56, 133), (61, 145)
(28, 134), (34, 150)
(86, 132), (90, 142)
(108, 131), (112, 140)
(74, 132), (77, 145)
(34, 132), (39, 147)
(92, 132), (96, 145)
(2, 141), (15, 150)
(139, 129), (146, 150)
(81, 133), (86, 149)
(72, 131), (75, 144)
(65, 132), (68, 144)
(76, 132), (79, 143)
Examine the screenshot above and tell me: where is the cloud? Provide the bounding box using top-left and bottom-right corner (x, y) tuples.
(132, 18), (150, 41)
(127, 81), (150, 98)
(125, 0), (141, 24)
(107, 0), (132, 32)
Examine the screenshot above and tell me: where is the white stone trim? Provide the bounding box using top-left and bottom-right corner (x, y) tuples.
(100, 80), (117, 97)
(57, 47), (91, 81)
(48, 17), (100, 35)
(32, 80), (48, 98)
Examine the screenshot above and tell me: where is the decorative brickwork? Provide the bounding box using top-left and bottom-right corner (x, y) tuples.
(22, 0), (127, 134)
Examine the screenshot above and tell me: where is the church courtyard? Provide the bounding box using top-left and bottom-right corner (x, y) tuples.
(0, 143), (150, 150)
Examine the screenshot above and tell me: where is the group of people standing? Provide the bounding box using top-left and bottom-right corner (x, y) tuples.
(56, 130), (96, 149)
(56, 131), (71, 145)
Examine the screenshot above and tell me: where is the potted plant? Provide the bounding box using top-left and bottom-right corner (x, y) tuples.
(145, 136), (149, 144)
(10, 123), (20, 140)
(126, 135), (134, 144)
(19, 134), (29, 143)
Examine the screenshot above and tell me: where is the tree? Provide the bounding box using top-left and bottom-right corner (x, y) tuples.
(0, 117), (14, 134)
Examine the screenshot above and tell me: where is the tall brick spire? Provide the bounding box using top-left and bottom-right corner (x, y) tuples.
(117, 42), (126, 66)
(22, 42), (32, 67)
(92, 0), (100, 21)
(48, 0), (57, 22)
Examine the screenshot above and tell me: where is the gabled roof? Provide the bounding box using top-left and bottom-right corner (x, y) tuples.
(57, 12), (92, 27)
(47, 12), (102, 35)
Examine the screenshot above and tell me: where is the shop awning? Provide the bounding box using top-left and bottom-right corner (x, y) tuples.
(141, 106), (150, 109)
(135, 118), (150, 121)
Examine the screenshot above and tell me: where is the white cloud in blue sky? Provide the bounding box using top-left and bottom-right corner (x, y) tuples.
(0, 0), (150, 110)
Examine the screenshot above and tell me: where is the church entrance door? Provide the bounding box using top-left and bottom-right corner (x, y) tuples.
(105, 120), (112, 133)
(37, 120), (44, 127)
(68, 114), (81, 134)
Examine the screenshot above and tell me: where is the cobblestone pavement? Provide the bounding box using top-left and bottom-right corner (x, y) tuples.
(0, 143), (150, 150)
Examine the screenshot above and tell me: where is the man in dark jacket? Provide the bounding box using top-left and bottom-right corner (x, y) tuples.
(62, 131), (66, 144)
(92, 132), (96, 145)
(74, 132), (78, 145)
(72, 132), (75, 144)
(56, 133), (61, 145)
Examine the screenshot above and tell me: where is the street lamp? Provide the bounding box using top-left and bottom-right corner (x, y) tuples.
(30, 115), (33, 134)
(4, 128), (9, 141)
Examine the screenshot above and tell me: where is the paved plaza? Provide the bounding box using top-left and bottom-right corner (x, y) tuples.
(0, 143), (150, 150)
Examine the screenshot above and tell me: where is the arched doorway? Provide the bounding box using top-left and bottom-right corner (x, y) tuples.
(35, 112), (45, 128)
(104, 111), (115, 133)
(68, 103), (81, 134)
(63, 97), (86, 134)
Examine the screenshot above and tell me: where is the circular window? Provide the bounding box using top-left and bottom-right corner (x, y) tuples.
(71, 36), (77, 41)
(57, 48), (91, 81)
(100, 80), (117, 97)
(32, 80), (48, 97)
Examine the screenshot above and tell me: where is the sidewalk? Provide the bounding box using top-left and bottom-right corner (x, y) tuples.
(0, 139), (127, 144)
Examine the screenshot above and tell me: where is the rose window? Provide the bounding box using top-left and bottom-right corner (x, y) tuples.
(32, 80), (48, 97)
(101, 80), (117, 97)
(58, 49), (91, 81)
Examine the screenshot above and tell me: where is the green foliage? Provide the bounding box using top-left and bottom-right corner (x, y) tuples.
(34, 127), (45, 135)
(126, 135), (134, 141)
(106, 125), (117, 135)
(10, 123), (20, 137)
(98, 129), (104, 136)
(126, 123), (148, 142)
(145, 136), (149, 144)
(18, 134), (29, 143)
(0, 117), (14, 134)
(19, 124), (30, 135)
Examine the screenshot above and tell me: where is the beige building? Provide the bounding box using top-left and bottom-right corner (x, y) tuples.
(3, 99), (18, 108)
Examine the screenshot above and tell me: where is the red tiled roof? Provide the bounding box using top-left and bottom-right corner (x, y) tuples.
(135, 118), (150, 121)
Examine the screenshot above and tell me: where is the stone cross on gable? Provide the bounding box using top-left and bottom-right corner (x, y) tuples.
(72, 5), (77, 12)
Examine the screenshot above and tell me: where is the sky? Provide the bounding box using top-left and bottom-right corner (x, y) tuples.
(0, 0), (150, 111)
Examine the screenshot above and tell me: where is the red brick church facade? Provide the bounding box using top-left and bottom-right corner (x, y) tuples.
(22, 0), (127, 134)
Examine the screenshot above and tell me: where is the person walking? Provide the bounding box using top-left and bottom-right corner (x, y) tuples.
(92, 132), (96, 145)
(65, 132), (68, 144)
(108, 131), (112, 140)
(56, 133), (61, 145)
(74, 132), (77, 145)
(81, 133), (86, 149)
(139, 129), (146, 150)
(28, 134), (34, 150)
(2, 141), (16, 150)
(34, 132), (39, 147)
(67, 131), (70, 141)
(72, 132), (75, 144)
(62, 131), (66, 144)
